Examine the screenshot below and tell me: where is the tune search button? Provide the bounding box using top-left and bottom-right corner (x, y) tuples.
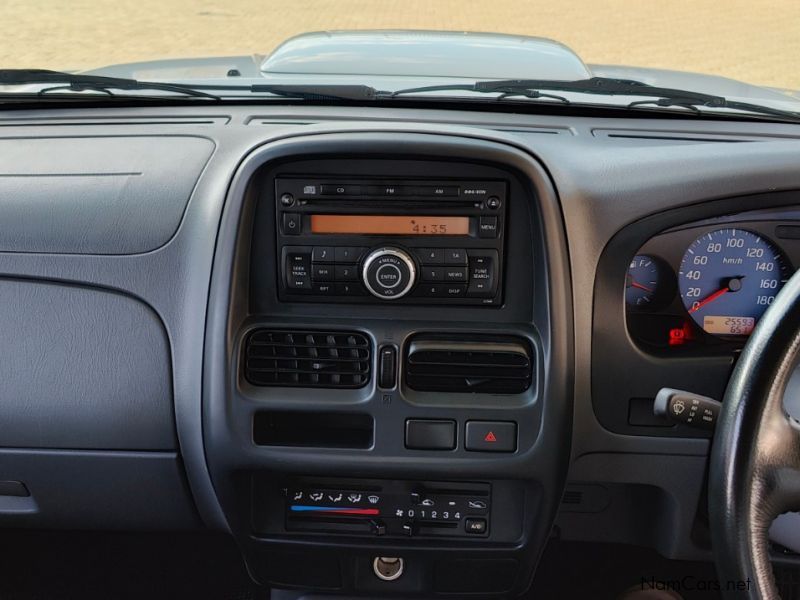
(362, 248), (417, 300)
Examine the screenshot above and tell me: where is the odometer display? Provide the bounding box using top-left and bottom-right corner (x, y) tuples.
(679, 228), (790, 336)
(702, 315), (756, 336)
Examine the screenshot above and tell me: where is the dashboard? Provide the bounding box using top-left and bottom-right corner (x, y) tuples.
(3, 103), (800, 597)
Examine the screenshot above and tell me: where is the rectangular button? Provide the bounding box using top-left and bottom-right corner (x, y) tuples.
(282, 213), (301, 235)
(334, 264), (358, 281)
(416, 248), (445, 265)
(405, 419), (456, 450)
(413, 283), (442, 298)
(335, 282), (367, 296)
(335, 246), (367, 263)
(286, 252), (311, 290)
(311, 246), (335, 263)
(444, 267), (468, 282)
(416, 185), (459, 197)
(312, 282), (336, 295)
(421, 266), (444, 282)
(478, 216), (498, 239)
(413, 284), (467, 298)
(365, 185), (402, 196)
(467, 252), (497, 298)
(442, 284), (467, 298)
(320, 184), (361, 195)
(465, 421), (516, 452)
(312, 265), (334, 281)
(444, 248), (468, 265)
(465, 518), (487, 534)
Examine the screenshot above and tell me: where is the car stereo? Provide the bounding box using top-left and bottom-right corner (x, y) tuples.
(275, 178), (507, 305)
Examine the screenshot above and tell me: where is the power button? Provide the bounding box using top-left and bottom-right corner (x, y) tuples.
(282, 213), (301, 235)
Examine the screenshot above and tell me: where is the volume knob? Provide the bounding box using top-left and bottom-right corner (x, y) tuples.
(362, 247), (417, 300)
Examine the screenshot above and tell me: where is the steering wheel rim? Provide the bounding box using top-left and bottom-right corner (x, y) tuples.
(710, 269), (800, 599)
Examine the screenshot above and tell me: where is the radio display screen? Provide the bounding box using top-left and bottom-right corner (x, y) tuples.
(310, 215), (470, 235)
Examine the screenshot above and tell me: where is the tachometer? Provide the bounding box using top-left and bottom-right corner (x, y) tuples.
(679, 229), (791, 336)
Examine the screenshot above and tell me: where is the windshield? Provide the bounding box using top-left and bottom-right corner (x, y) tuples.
(3, 1), (799, 117)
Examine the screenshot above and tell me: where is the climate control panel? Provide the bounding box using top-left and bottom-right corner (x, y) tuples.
(280, 479), (491, 538)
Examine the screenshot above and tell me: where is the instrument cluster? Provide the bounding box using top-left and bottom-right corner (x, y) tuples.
(625, 213), (800, 353)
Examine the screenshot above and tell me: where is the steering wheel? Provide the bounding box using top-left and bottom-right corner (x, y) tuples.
(710, 269), (800, 599)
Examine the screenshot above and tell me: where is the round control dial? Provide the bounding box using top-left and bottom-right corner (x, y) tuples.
(362, 247), (417, 300)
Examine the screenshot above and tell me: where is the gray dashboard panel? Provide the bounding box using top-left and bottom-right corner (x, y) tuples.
(0, 135), (214, 254)
(0, 104), (799, 556)
(0, 278), (175, 449)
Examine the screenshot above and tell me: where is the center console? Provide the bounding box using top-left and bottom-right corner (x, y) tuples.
(203, 135), (573, 598)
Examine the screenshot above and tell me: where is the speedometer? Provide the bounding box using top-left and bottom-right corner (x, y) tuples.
(679, 228), (791, 336)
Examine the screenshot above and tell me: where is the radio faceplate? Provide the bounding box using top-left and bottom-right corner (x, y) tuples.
(275, 178), (507, 305)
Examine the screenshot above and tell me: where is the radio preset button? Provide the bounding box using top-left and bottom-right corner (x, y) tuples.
(335, 282), (367, 296)
(334, 246), (367, 263)
(444, 249), (468, 265)
(416, 248), (445, 265)
(421, 266), (444, 282)
(311, 246), (335, 263)
(334, 265), (358, 281)
(362, 248), (417, 300)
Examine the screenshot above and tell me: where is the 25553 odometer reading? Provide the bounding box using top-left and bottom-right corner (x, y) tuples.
(310, 215), (469, 235)
(678, 228), (791, 336)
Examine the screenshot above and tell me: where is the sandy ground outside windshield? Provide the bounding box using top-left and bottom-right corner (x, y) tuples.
(1, 0), (798, 90)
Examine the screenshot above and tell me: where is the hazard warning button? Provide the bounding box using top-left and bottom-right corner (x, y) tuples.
(465, 421), (517, 452)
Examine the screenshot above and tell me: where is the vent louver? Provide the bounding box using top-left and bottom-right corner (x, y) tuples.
(245, 330), (370, 389)
(405, 334), (532, 394)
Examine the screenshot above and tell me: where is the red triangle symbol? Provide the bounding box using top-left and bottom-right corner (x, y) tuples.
(484, 431), (497, 443)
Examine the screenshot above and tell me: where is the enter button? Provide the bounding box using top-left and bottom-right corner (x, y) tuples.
(465, 421), (517, 452)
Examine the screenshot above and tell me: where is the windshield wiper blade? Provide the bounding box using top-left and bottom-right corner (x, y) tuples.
(0, 69), (222, 100)
(248, 84), (378, 100)
(163, 82), (379, 101)
(389, 77), (800, 122)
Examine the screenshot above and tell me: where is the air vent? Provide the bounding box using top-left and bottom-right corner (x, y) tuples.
(245, 330), (370, 388)
(405, 334), (532, 394)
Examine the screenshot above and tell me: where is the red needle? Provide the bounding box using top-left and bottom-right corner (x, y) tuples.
(689, 287), (729, 313)
(631, 281), (654, 293)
